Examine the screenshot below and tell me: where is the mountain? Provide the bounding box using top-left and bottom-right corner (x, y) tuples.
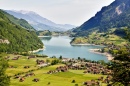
(5, 10), (76, 31)
(2, 10), (35, 31)
(72, 0), (130, 36)
(0, 9), (43, 52)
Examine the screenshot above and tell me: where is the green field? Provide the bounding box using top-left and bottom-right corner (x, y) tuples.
(2, 54), (107, 86)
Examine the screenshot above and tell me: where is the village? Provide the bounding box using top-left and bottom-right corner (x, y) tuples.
(3, 53), (113, 86)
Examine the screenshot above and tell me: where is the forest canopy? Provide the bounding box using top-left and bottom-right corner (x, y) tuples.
(0, 9), (43, 52)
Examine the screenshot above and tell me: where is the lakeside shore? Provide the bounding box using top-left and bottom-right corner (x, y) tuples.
(71, 43), (94, 45)
(29, 47), (44, 53)
(71, 43), (106, 47)
(89, 49), (113, 60)
(71, 43), (112, 60)
(38, 36), (51, 37)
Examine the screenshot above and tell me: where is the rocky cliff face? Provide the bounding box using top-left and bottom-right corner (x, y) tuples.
(73, 0), (130, 36)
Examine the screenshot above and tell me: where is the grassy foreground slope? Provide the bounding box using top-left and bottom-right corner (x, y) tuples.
(1, 53), (107, 86)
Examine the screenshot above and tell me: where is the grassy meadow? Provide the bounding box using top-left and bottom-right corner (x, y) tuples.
(1, 53), (108, 86)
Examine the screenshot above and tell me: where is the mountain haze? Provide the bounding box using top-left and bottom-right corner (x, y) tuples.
(5, 10), (76, 31)
(72, 0), (130, 36)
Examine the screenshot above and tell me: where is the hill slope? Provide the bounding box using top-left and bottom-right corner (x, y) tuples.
(2, 10), (35, 31)
(72, 0), (130, 36)
(5, 10), (76, 31)
(0, 9), (43, 52)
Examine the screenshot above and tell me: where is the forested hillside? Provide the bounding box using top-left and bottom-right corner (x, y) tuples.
(0, 9), (43, 52)
(2, 10), (35, 31)
(72, 0), (130, 36)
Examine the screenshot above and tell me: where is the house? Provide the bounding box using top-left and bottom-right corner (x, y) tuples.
(12, 57), (19, 60)
(32, 78), (39, 82)
(84, 80), (100, 86)
(28, 55), (36, 59)
(47, 66), (68, 74)
(36, 59), (45, 65)
(24, 66), (30, 69)
(24, 72), (35, 77)
(19, 77), (25, 82)
(38, 63), (50, 67)
(62, 58), (71, 62)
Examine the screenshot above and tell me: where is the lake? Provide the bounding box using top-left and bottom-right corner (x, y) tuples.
(36, 36), (108, 61)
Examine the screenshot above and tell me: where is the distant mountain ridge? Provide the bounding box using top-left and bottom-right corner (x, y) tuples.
(72, 0), (130, 36)
(5, 10), (76, 31)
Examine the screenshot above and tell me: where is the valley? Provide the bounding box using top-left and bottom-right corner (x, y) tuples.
(0, 0), (130, 86)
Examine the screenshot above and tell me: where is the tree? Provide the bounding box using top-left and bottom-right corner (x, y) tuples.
(124, 28), (130, 41)
(47, 82), (50, 85)
(75, 84), (78, 86)
(71, 80), (76, 83)
(97, 60), (106, 65)
(101, 48), (105, 53)
(108, 28), (130, 85)
(59, 55), (62, 59)
(0, 56), (10, 86)
(46, 59), (50, 63)
(110, 48), (130, 86)
(51, 59), (59, 65)
(78, 57), (81, 60)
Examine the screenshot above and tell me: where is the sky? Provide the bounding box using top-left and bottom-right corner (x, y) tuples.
(0, 0), (115, 26)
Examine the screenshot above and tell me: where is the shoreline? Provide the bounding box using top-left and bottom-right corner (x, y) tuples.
(89, 49), (113, 60)
(29, 47), (44, 53)
(38, 36), (51, 37)
(71, 43), (106, 47)
(71, 43), (112, 60)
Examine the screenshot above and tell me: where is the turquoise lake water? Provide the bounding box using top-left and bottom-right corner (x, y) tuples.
(36, 36), (108, 61)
